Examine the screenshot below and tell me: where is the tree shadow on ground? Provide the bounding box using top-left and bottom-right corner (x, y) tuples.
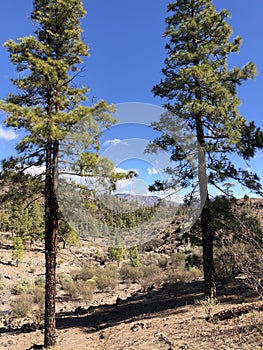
(56, 278), (258, 333)
(0, 278), (258, 338)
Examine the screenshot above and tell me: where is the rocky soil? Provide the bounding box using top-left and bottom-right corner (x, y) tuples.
(1, 230), (263, 350)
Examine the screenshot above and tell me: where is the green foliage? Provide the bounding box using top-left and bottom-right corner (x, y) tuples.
(150, 1), (263, 298)
(59, 213), (79, 248)
(129, 245), (140, 267)
(34, 275), (46, 289)
(13, 277), (35, 295)
(12, 236), (24, 266)
(0, 0), (119, 345)
(150, 0), (263, 194)
(70, 266), (95, 282)
(108, 246), (125, 264)
(200, 296), (219, 320)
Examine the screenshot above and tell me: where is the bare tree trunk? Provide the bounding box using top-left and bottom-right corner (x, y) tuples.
(44, 141), (59, 348)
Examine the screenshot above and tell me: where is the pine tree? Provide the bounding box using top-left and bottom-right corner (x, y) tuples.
(150, 0), (263, 297)
(12, 236), (24, 267)
(129, 245), (140, 267)
(0, 1), (116, 347)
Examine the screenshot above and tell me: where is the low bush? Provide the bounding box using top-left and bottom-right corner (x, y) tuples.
(76, 280), (95, 305)
(70, 266), (95, 282)
(95, 266), (118, 291)
(11, 294), (34, 318)
(30, 286), (45, 305)
(140, 264), (165, 291)
(119, 263), (143, 283)
(12, 277), (34, 295)
(34, 275), (45, 288)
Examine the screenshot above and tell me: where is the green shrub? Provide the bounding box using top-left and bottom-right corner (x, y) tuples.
(185, 253), (202, 269)
(166, 266), (194, 285)
(170, 252), (186, 268)
(129, 245), (140, 267)
(188, 266), (203, 279)
(34, 275), (45, 288)
(70, 266), (95, 282)
(11, 294), (34, 318)
(57, 273), (73, 290)
(13, 277), (34, 295)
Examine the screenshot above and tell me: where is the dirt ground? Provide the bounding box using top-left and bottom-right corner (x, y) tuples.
(0, 234), (263, 350)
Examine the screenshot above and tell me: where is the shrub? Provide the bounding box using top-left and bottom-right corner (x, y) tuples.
(214, 247), (235, 281)
(76, 280), (94, 305)
(158, 255), (168, 269)
(70, 266), (95, 282)
(188, 266), (203, 280)
(35, 275), (45, 288)
(166, 266), (194, 285)
(57, 273), (73, 290)
(185, 253), (202, 269)
(30, 286), (45, 305)
(13, 277), (34, 295)
(62, 279), (79, 298)
(140, 264), (165, 291)
(95, 266), (119, 291)
(11, 294), (34, 318)
(119, 263), (143, 283)
(170, 252), (186, 268)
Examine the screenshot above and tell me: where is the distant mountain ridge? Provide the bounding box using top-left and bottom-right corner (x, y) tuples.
(114, 193), (160, 207)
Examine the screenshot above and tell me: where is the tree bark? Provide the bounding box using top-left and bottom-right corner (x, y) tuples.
(44, 140), (59, 348)
(201, 201), (216, 298)
(196, 113), (216, 298)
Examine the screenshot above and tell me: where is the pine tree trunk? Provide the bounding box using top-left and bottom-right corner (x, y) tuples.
(44, 141), (59, 348)
(196, 113), (216, 298)
(201, 202), (216, 298)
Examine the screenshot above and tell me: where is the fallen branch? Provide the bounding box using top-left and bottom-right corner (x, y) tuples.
(211, 301), (263, 322)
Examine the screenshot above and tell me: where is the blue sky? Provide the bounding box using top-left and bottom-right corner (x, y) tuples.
(0, 1), (263, 198)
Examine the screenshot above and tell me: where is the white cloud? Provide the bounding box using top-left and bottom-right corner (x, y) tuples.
(115, 178), (133, 192)
(147, 167), (158, 176)
(115, 167), (139, 175)
(0, 125), (18, 141)
(24, 165), (45, 176)
(103, 138), (127, 147)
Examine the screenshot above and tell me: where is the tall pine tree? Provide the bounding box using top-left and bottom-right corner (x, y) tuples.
(150, 0), (263, 297)
(0, 0), (116, 347)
